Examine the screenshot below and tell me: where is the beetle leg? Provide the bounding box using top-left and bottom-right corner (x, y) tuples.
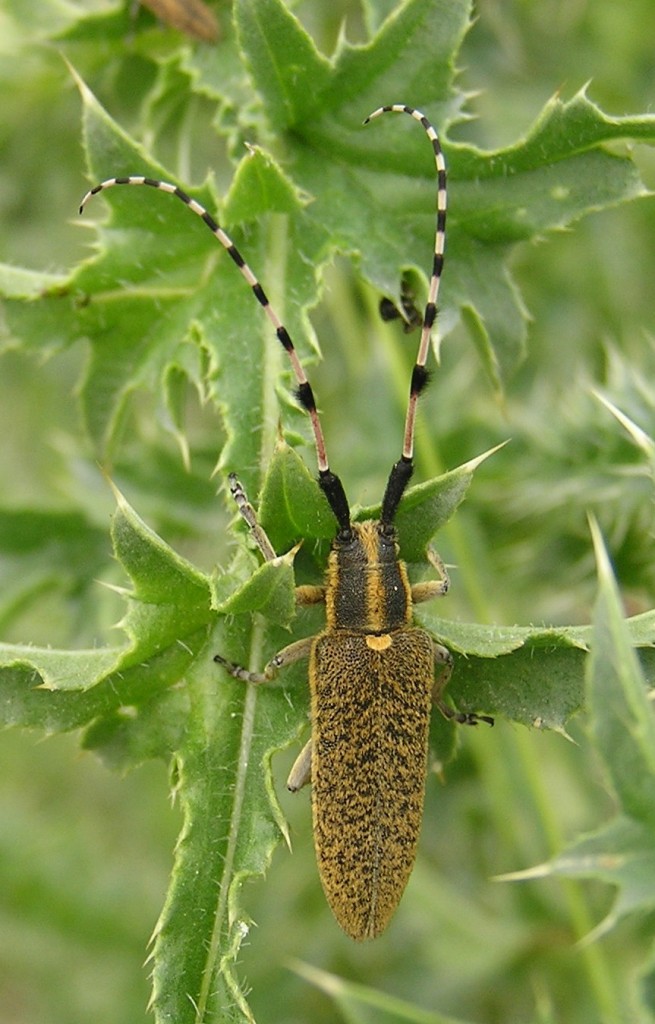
(227, 473), (278, 562)
(295, 584), (326, 605)
(217, 476), (324, 676)
(214, 635), (314, 684)
(411, 545), (450, 604)
(228, 476), (327, 612)
(431, 642), (494, 727)
(286, 738), (312, 792)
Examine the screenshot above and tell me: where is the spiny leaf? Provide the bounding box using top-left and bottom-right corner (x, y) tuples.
(495, 523), (655, 941)
(587, 520), (655, 830)
(257, 441), (337, 551)
(5, 1), (655, 457)
(372, 445), (505, 562)
(3, 3), (655, 1022)
(524, 816), (655, 942)
(291, 960), (472, 1024)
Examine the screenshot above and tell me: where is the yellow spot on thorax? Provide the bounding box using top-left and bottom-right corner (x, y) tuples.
(365, 634), (392, 651)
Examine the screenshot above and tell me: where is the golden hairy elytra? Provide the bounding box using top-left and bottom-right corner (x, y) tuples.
(80, 104), (493, 941)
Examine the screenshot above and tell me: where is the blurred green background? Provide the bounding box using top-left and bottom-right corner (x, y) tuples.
(1, 1), (655, 1022)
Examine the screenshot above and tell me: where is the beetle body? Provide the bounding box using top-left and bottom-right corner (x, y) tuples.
(310, 520), (435, 938)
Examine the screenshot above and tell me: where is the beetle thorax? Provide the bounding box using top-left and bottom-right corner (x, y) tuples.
(325, 519), (412, 633)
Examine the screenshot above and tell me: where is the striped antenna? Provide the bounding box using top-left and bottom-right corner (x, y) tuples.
(79, 175), (352, 535)
(363, 104), (447, 527)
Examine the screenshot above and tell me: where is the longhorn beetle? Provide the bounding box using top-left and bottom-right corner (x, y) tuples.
(80, 104), (493, 941)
